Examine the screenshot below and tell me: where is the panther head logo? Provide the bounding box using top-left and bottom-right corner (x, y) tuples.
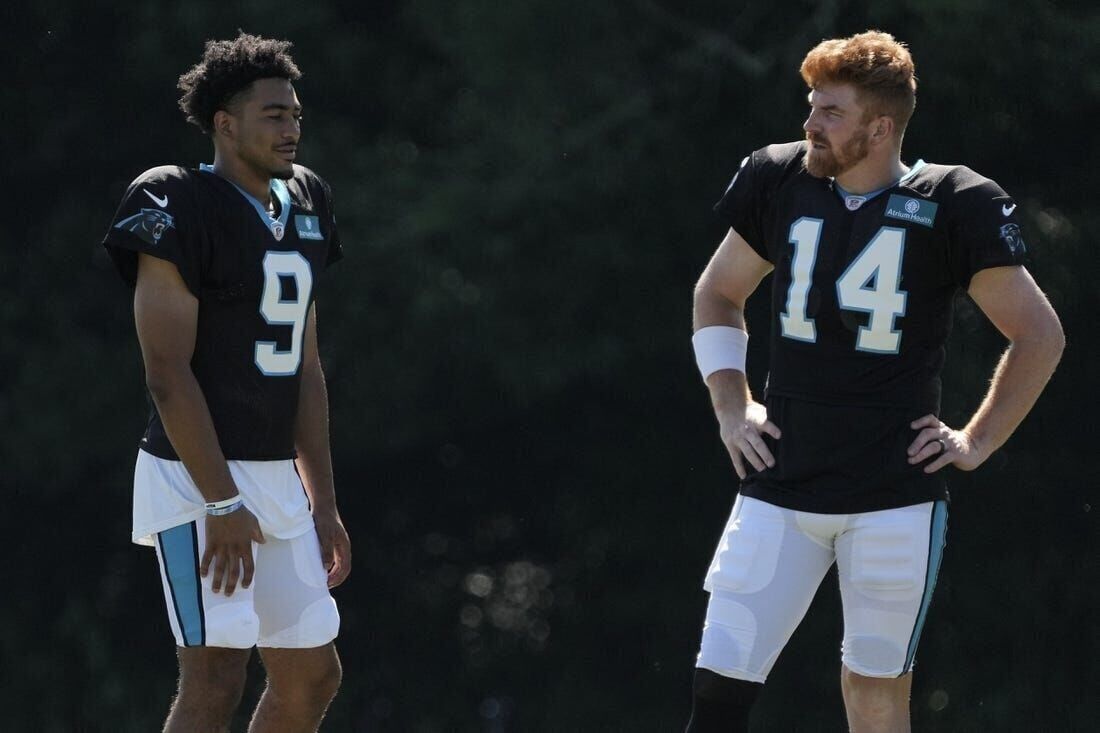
(115, 208), (175, 245)
(999, 223), (1026, 255)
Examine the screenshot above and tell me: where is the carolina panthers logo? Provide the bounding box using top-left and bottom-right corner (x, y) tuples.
(114, 208), (175, 245)
(999, 223), (1026, 255)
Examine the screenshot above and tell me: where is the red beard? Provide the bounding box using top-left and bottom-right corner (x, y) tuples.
(805, 130), (869, 178)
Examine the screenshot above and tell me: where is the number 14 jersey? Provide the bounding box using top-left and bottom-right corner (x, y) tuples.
(715, 141), (1027, 512)
(103, 164), (343, 462)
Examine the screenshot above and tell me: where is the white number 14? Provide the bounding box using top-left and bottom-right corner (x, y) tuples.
(780, 218), (908, 353)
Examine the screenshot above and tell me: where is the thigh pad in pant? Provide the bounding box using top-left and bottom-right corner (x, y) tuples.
(836, 500), (948, 678)
(697, 497), (837, 681)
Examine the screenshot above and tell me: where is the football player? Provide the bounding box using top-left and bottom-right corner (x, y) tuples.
(103, 33), (350, 732)
(686, 31), (1063, 732)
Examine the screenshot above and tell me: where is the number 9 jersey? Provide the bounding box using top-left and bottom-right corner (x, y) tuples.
(102, 164), (343, 462)
(714, 141), (1027, 513)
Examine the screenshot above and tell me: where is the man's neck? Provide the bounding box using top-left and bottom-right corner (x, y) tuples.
(835, 153), (908, 195)
(211, 152), (271, 206)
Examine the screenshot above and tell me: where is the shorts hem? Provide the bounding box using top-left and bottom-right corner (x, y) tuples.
(695, 663), (766, 684)
(256, 637), (338, 650)
(175, 641), (257, 650)
(841, 660), (909, 679)
(133, 511), (205, 547)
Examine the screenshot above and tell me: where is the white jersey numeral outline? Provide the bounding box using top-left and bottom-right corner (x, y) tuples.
(255, 251), (314, 376)
(781, 220), (908, 354)
(779, 217), (823, 342)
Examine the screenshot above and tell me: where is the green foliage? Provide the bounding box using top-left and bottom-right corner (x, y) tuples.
(5, 0), (1097, 730)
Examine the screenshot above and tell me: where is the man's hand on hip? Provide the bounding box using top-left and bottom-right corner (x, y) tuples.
(907, 414), (987, 473)
(717, 401), (782, 480)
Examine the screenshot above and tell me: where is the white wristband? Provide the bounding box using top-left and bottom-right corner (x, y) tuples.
(692, 326), (748, 381)
(207, 501), (243, 517)
(204, 495), (241, 511)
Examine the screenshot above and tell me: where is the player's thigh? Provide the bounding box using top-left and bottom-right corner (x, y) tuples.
(253, 528), (340, 649)
(697, 496), (838, 681)
(835, 500), (948, 678)
(175, 646), (252, 697)
(153, 519), (260, 650)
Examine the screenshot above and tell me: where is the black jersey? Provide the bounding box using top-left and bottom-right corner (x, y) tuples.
(715, 141), (1026, 513)
(103, 164), (342, 461)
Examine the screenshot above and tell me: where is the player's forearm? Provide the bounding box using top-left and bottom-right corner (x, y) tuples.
(294, 365), (338, 512)
(705, 369), (753, 417)
(693, 281), (748, 332)
(145, 366), (238, 502)
(694, 285), (754, 411)
(963, 334), (1064, 458)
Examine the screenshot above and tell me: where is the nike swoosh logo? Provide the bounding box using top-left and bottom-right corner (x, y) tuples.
(1002, 203), (1017, 216)
(144, 189), (168, 208)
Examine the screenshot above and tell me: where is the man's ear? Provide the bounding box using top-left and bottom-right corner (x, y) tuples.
(872, 115), (895, 143)
(213, 109), (235, 141)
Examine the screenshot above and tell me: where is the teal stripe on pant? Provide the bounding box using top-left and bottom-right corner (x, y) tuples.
(158, 522), (206, 647)
(901, 500), (948, 674)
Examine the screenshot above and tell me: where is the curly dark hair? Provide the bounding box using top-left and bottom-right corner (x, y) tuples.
(177, 32), (302, 134)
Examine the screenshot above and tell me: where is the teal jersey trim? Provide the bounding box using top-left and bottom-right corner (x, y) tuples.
(899, 159), (926, 182)
(902, 499), (948, 674)
(833, 160), (925, 209)
(835, 182), (893, 200)
(199, 163), (292, 238)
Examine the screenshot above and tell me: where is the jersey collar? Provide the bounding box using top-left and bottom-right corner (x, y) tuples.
(199, 163), (292, 240)
(899, 159), (927, 182)
(833, 159), (926, 211)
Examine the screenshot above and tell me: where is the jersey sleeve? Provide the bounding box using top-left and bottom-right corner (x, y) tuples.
(101, 167), (203, 295)
(293, 166), (343, 268)
(945, 171), (1028, 288)
(319, 177), (343, 267)
(713, 152), (770, 261)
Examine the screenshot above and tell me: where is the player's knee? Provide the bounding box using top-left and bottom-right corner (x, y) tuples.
(204, 602), (261, 649)
(696, 595), (761, 680)
(841, 666), (908, 723)
(314, 653), (343, 702)
(272, 650), (342, 705)
(297, 654), (341, 704)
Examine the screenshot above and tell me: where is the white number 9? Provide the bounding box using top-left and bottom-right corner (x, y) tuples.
(255, 251), (314, 376)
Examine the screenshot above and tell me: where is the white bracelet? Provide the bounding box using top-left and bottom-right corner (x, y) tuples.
(205, 495), (242, 514)
(692, 326), (748, 381)
(207, 501), (243, 516)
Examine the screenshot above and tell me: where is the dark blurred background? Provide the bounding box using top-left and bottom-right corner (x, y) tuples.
(4, 1), (1097, 731)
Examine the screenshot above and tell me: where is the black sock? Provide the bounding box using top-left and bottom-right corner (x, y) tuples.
(684, 668), (761, 733)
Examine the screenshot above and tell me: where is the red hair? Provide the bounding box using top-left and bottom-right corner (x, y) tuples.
(800, 31), (917, 136)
